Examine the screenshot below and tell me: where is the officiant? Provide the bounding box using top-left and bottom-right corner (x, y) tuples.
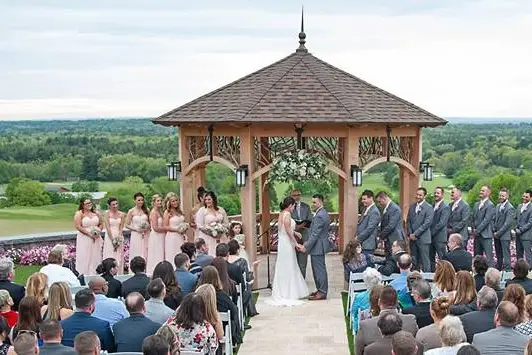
(290, 189), (313, 278)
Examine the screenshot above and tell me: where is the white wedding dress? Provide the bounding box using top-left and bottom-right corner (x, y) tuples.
(268, 216), (309, 306)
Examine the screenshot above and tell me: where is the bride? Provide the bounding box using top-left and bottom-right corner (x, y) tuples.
(269, 196), (310, 305)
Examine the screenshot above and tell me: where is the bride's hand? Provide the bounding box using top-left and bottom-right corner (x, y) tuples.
(294, 231), (302, 239)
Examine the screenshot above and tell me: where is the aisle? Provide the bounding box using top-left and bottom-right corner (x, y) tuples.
(239, 253), (349, 355)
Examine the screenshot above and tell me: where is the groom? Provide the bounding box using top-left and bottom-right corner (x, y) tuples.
(297, 194), (331, 301)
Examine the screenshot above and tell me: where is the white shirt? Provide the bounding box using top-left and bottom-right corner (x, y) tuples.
(452, 198), (462, 211)
(522, 202), (530, 213)
(40, 264), (81, 288)
(434, 200), (442, 210)
(500, 200), (508, 211)
(415, 201), (424, 214)
(363, 203), (375, 216)
(479, 197), (489, 209)
(383, 200), (392, 214)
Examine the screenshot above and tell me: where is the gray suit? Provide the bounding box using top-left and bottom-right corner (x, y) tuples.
(291, 201), (313, 278)
(447, 199), (470, 242)
(356, 204), (380, 252)
(472, 199), (495, 265)
(355, 309), (418, 355)
(430, 201), (450, 271)
(39, 343), (76, 355)
(472, 326), (529, 355)
(303, 207), (331, 297)
(407, 201), (434, 272)
(516, 203), (532, 265)
(493, 201), (515, 270)
(379, 201), (404, 255)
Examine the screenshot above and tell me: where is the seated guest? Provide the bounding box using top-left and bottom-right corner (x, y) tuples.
(121, 256), (150, 299)
(74, 331), (101, 355)
(472, 301), (529, 355)
(210, 257), (236, 299)
(485, 267), (504, 303)
(379, 240), (410, 276)
(12, 332), (39, 355)
(195, 284), (224, 343)
(51, 244), (79, 278)
(432, 260), (456, 298)
(502, 283), (526, 323)
(145, 278), (174, 325)
(392, 331), (419, 355)
(350, 267), (382, 332)
(39, 319), (76, 355)
(506, 259), (532, 294)
(88, 277), (128, 327)
(226, 240), (259, 317)
(25, 273), (48, 307)
(95, 258), (122, 299)
(472, 255), (488, 291)
(516, 294), (532, 336)
(443, 234), (472, 272)
(450, 271), (477, 316)
(10, 296), (42, 343)
(355, 286), (418, 355)
(156, 325), (180, 355)
(365, 313), (423, 355)
(174, 253), (198, 296)
(0, 317), (10, 355)
(112, 292), (160, 353)
(398, 271), (422, 310)
(180, 242), (197, 264)
(215, 244), (245, 288)
(40, 250), (81, 288)
(194, 238), (214, 268)
(0, 290), (18, 327)
(165, 293), (218, 355)
(0, 258), (24, 312)
(142, 335), (170, 355)
(459, 286), (498, 343)
(41, 282), (73, 321)
(60, 289), (115, 352)
(343, 240), (374, 283)
(358, 285), (385, 325)
(456, 345), (480, 355)
(403, 280), (433, 328)
(416, 296), (451, 351)
(152, 261), (183, 310)
(424, 315), (468, 355)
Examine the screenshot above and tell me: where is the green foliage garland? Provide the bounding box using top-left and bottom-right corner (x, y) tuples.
(269, 150), (328, 183)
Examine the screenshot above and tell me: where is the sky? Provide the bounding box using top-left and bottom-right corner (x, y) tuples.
(1, 0), (532, 120)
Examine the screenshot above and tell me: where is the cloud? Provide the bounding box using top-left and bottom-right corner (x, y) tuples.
(0, 0), (531, 119)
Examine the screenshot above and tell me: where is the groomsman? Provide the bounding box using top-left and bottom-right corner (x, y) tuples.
(356, 190), (380, 254)
(430, 187), (450, 271)
(447, 187), (470, 243)
(406, 187), (434, 272)
(515, 189), (532, 266)
(376, 191), (404, 256)
(472, 185), (495, 266)
(493, 188), (515, 271)
(290, 189), (313, 278)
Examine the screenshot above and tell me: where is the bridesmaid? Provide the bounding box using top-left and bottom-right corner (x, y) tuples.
(74, 198), (103, 275)
(164, 192), (186, 267)
(125, 192), (150, 261)
(195, 191), (230, 257)
(147, 194), (166, 274)
(103, 197), (126, 274)
(190, 186), (207, 240)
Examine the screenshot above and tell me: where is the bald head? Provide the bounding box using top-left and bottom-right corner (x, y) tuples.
(125, 292), (145, 314)
(496, 301), (521, 327)
(448, 233), (463, 251)
(88, 276), (107, 295)
(398, 253), (412, 271)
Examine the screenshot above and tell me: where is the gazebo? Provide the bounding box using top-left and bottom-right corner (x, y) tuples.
(153, 17), (447, 265)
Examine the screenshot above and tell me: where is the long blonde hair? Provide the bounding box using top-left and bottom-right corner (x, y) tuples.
(156, 324), (180, 355)
(165, 192), (182, 215)
(195, 284), (219, 326)
(45, 282), (72, 321)
(453, 271), (476, 305)
(151, 194), (163, 217)
(25, 273), (48, 306)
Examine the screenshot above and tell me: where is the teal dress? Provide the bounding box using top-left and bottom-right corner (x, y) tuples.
(350, 290), (370, 332)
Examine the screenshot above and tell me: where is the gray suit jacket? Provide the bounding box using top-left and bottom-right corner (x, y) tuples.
(304, 207), (331, 256)
(39, 343), (76, 355)
(447, 199), (470, 239)
(355, 309), (418, 355)
(291, 201), (312, 241)
(516, 203), (532, 241)
(431, 202), (450, 244)
(472, 326), (529, 355)
(379, 201), (404, 243)
(407, 200), (434, 244)
(493, 201), (515, 241)
(357, 204), (380, 250)
(473, 199), (495, 239)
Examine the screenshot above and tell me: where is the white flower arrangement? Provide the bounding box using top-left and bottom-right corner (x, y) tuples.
(201, 222), (229, 239)
(269, 149), (328, 183)
(176, 222), (190, 234)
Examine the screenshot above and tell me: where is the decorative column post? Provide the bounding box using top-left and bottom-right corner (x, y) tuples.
(399, 166), (411, 221)
(239, 127), (257, 265)
(337, 138), (346, 253)
(259, 137), (271, 253)
(342, 127), (360, 252)
(193, 165), (206, 192)
(179, 130), (194, 233)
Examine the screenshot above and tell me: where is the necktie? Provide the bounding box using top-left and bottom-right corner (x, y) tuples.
(522, 204), (527, 213)
(479, 201), (484, 210)
(452, 202), (457, 212)
(415, 204), (421, 214)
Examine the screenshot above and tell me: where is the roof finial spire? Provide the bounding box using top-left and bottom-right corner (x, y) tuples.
(296, 6), (307, 53)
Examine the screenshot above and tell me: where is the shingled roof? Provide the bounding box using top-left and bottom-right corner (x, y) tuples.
(154, 25), (446, 128)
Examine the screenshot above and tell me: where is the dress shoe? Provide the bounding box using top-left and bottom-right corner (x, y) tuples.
(244, 324), (252, 330)
(308, 293), (327, 301)
(310, 290), (319, 297)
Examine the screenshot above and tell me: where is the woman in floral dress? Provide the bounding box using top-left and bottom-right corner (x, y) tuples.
(164, 192), (187, 267)
(195, 191), (229, 257)
(74, 198), (103, 275)
(147, 194), (166, 274)
(103, 197), (125, 274)
(125, 192), (150, 261)
(165, 293), (218, 355)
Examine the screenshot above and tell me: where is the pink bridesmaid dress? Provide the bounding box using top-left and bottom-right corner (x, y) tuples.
(103, 216), (124, 274)
(147, 216), (165, 275)
(129, 214), (148, 260)
(196, 207), (229, 257)
(165, 215), (185, 267)
(76, 215), (103, 275)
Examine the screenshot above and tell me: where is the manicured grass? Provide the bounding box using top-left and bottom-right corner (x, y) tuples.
(13, 265), (41, 285)
(341, 291), (355, 355)
(0, 204), (76, 237)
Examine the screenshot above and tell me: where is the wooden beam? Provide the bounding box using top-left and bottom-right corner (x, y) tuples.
(337, 141), (346, 253)
(259, 137), (271, 254)
(342, 129), (360, 252)
(179, 129), (194, 241)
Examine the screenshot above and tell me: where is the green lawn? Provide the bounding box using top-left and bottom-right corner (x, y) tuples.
(13, 265), (41, 285)
(341, 291), (355, 355)
(0, 204), (75, 236)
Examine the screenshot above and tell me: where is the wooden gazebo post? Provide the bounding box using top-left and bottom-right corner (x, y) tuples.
(342, 127), (360, 252)
(239, 127), (257, 264)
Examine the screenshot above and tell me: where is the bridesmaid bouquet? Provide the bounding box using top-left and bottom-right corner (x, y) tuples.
(176, 222), (190, 234)
(202, 222), (228, 239)
(112, 236), (124, 252)
(89, 227), (101, 241)
(139, 222), (148, 232)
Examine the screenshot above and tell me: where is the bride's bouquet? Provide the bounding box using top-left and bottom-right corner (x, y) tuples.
(176, 222), (190, 234)
(202, 222), (228, 239)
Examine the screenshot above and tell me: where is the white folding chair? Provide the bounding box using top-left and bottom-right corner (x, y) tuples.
(180, 351), (202, 355)
(219, 311), (233, 355)
(502, 271), (514, 281)
(70, 285), (86, 296)
(421, 272), (435, 282)
(346, 272), (365, 317)
(348, 282), (367, 329)
(83, 274), (100, 285)
(235, 284), (245, 331)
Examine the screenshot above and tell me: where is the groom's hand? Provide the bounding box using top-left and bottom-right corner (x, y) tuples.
(298, 245), (307, 253)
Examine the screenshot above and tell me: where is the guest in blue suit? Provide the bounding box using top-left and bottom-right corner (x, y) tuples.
(112, 292), (161, 353)
(174, 253), (198, 296)
(61, 288), (115, 352)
